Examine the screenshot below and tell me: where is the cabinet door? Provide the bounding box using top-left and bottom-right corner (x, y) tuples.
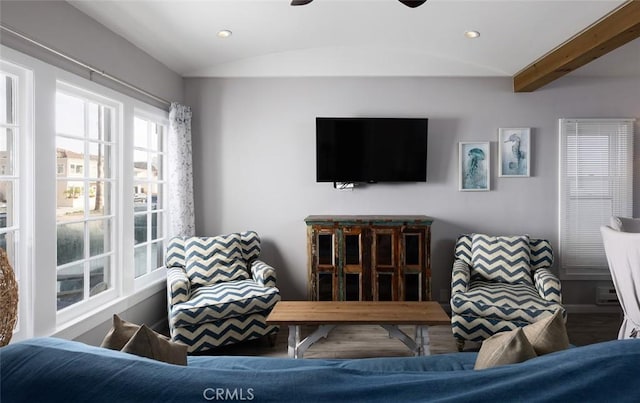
(400, 229), (424, 301)
(341, 227), (365, 301)
(311, 228), (338, 301)
(372, 228), (397, 301)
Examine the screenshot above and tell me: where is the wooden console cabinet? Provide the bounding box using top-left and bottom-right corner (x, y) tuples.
(305, 215), (433, 301)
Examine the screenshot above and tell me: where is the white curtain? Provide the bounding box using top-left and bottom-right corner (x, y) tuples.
(168, 102), (195, 237)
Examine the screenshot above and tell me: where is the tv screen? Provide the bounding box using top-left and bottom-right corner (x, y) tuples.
(316, 117), (428, 183)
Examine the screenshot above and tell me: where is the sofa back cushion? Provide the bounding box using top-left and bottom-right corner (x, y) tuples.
(471, 234), (532, 285)
(184, 234), (249, 287)
(455, 234), (553, 271)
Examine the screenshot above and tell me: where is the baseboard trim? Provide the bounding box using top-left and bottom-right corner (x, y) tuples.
(564, 304), (622, 314)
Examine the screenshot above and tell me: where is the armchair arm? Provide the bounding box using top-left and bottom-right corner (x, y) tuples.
(166, 266), (190, 305)
(251, 259), (277, 288)
(533, 268), (562, 304)
(451, 259), (471, 295)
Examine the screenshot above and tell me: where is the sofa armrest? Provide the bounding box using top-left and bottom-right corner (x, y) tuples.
(451, 260), (471, 295)
(166, 266), (190, 305)
(251, 259), (277, 288)
(533, 268), (562, 304)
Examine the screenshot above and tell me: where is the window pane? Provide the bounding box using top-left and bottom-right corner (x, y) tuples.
(57, 179), (84, 220)
(0, 231), (17, 264)
(134, 117), (147, 148)
(0, 127), (15, 176)
(151, 184), (161, 210)
(134, 213), (147, 244)
(87, 103), (100, 140)
(151, 212), (162, 240)
(88, 142), (108, 179)
(89, 219), (109, 256)
(89, 181), (109, 216)
(0, 181), (14, 229)
(151, 241), (163, 271)
(150, 123), (162, 151)
(150, 153), (161, 181)
(134, 245), (147, 278)
(0, 74), (15, 125)
(89, 256), (109, 297)
(56, 92), (84, 137)
(57, 263), (84, 310)
(57, 222), (84, 265)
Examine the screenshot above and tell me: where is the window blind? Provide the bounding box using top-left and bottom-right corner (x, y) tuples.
(559, 118), (634, 278)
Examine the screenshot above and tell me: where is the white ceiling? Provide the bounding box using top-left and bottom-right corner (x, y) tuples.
(68, 0), (638, 79)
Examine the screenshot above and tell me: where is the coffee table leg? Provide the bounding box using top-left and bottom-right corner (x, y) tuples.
(287, 325), (300, 358)
(416, 325), (430, 356)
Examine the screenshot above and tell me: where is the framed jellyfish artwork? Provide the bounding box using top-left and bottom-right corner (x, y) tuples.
(498, 128), (531, 177)
(459, 142), (490, 191)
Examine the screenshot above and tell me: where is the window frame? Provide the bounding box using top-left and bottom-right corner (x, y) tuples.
(1, 45), (169, 341)
(55, 81), (120, 322)
(558, 118), (635, 280)
(132, 109), (168, 288)
(0, 58), (34, 342)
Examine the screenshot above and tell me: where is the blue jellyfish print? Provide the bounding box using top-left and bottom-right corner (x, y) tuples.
(503, 133), (526, 175)
(465, 147), (486, 189)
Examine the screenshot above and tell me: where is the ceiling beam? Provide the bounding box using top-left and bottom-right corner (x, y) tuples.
(513, 0), (640, 93)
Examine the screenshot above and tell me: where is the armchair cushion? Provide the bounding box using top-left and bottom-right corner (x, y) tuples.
(170, 279), (280, 328)
(452, 281), (563, 325)
(184, 234), (249, 287)
(533, 268), (562, 303)
(471, 234), (532, 285)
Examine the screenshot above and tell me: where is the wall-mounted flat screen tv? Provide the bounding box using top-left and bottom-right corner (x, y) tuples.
(316, 117), (428, 183)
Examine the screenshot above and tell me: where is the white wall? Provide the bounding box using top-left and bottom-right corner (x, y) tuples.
(184, 75), (640, 305)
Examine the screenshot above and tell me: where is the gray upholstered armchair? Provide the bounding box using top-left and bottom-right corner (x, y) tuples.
(450, 234), (565, 351)
(165, 231), (280, 353)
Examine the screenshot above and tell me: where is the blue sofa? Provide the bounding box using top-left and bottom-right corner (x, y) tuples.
(2, 337), (640, 402)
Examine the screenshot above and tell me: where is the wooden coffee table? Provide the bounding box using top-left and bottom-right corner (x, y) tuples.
(266, 301), (450, 359)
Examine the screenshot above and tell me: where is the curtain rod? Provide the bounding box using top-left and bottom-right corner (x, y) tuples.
(0, 23), (171, 108)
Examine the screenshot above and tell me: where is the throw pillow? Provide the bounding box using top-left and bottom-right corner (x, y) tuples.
(471, 234), (532, 284)
(185, 234), (249, 287)
(101, 314), (169, 350)
(522, 309), (569, 355)
(474, 328), (537, 370)
(121, 324), (188, 366)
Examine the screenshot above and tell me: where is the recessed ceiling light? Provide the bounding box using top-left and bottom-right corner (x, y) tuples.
(464, 31), (480, 39)
(217, 30), (232, 38)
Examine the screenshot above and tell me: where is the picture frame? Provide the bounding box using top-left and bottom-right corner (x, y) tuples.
(459, 142), (490, 191)
(498, 128), (531, 177)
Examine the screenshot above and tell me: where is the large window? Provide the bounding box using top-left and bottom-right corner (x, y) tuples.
(55, 86), (117, 311)
(0, 61), (29, 340)
(2, 45), (169, 341)
(559, 118), (635, 278)
(133, 115), (166, 278)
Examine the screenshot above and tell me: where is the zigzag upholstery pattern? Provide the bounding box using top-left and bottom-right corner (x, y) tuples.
(185, 234), (249, 287)
(165, 232), (280, 353)
(534, 268), (562, 303)
(451, 260), (470, 295)
(251, 260), (277, 288)
(167, 266), (190, 305)
(471, 234), (532, 285)
(451, 234), (564, 348)
(166, 237), (186, 268)
(171, 313), (278, 353)
(170, 280), (280, 327)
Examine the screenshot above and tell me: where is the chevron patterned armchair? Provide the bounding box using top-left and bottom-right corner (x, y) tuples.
(165, 231), (280, 353)
(450, 234), (564, 351)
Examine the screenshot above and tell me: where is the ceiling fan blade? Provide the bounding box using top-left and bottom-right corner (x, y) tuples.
(291, 0), (314, 5)
(399, 1), (427, 8)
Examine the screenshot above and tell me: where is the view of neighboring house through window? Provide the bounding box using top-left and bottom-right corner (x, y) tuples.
(133, 115), (165, 278)
(55, 87), (116, 310)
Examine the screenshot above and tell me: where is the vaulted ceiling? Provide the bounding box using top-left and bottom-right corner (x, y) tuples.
(68, 0), (640, 91)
